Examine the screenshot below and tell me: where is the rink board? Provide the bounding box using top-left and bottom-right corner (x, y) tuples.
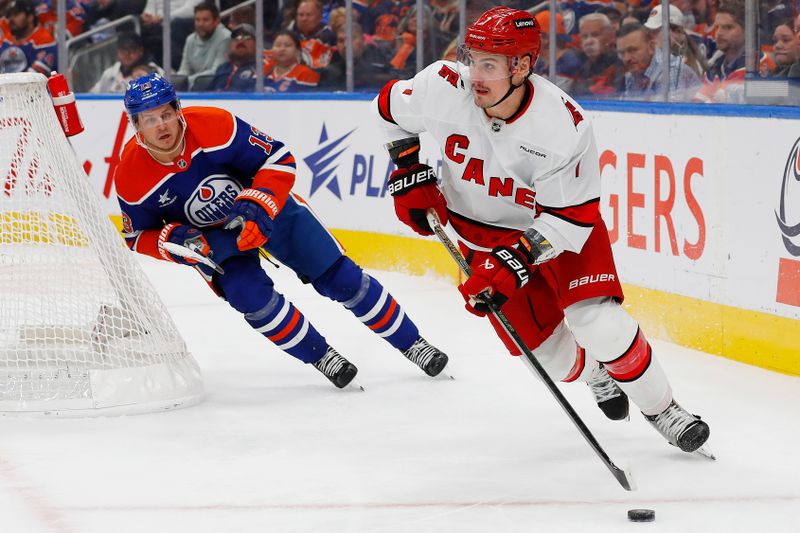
(70, 95), (799, 376)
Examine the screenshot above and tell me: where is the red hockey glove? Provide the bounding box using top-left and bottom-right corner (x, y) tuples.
(458, 246), (532, 316)
(388, 163), (448, 236)
(224, 188), (279, 251)
(158, 223), (211, 266)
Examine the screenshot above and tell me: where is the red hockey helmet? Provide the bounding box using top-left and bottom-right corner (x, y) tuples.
(463, 7), (541, 63)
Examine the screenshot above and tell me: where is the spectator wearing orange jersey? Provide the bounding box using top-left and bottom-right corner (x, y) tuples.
(388, 6), (437, 77)
(33, 0), (86, 37)
(290, 0), (336, 69)
(0, 0), (56, 75)
(264, 30), (319, 92)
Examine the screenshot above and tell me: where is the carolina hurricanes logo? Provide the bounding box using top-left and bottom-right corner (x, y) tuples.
(185, 175), (242, 227)
(776, 138), (800, 256)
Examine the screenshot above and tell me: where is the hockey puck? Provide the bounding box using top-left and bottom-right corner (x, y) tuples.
(627, 509), (655, 522)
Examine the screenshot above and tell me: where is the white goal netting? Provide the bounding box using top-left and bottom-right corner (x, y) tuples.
(0, 72), (203, 416)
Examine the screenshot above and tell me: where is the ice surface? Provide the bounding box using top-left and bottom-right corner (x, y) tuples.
(0, 257), (797, 532)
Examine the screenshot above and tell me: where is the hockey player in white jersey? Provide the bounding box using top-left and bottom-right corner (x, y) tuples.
(373, 6), (710, 453)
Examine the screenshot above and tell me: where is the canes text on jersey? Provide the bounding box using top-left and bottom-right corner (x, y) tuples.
(446, 133), (536, 209)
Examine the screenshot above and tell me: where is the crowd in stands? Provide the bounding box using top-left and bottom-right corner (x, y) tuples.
(1, 0), (800, 103)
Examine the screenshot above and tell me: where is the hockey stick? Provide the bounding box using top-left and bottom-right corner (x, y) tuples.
(426, 211), (634, 491)
(162, 242), (225, 275)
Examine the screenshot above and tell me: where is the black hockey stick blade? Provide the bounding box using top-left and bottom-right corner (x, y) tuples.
(426, 210), (634, 491)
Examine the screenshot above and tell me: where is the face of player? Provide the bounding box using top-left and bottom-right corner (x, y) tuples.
(135, 104), (182, 153)
(467, 50), (514, 108)
(272, 34), (299, 67)
(714, 13), (744, 56)
(194, 9), (219, 40)
(617, 29), (655, 75)
(773, 25), (798, 67)
(296, 1), (322, 35)
(580, 20), (613, 60)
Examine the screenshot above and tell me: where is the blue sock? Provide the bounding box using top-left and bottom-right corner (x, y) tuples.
(244, 292), (328, 364)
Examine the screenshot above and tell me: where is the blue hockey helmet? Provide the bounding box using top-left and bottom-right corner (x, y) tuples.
(124, 73), (180, 122)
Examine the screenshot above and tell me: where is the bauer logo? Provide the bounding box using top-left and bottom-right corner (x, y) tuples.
(185, 175), (242, 226)
(304, 123), (356, 200)
(775, 138), (800, 306)
(568, 273), (616, 290)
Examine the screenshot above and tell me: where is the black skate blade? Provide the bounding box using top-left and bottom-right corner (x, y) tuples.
(431, 361), (455, 380)
(694, 444), (716, 460)
(666, 441), (716, 460)
(344, 379), (365, 392)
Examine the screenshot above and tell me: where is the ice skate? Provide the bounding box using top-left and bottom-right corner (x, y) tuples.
(644, 400), (710, 453)
(586, 364), (629, 421)
(403, 336), (449, 377)
(313, 347), (358, 389)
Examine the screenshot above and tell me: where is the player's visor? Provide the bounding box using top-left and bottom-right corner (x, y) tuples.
(456, 44), (517, 83)
(134, 107), (181, 131)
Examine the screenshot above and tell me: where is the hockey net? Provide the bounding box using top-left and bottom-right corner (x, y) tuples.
(0, 72), (203, 416)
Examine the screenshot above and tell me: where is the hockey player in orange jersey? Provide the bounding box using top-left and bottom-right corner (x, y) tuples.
(116, 74), (449, 389)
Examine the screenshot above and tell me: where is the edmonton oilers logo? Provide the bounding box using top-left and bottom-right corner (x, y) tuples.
(777, 138), (800, 256)
(185, 175), (242, 226)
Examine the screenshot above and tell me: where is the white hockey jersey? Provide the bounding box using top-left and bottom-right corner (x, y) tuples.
(374, 60), (602, 255)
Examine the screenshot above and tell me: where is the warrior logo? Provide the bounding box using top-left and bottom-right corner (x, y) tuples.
(185, 175), (242, 226)
(304, 123), (356, 200)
